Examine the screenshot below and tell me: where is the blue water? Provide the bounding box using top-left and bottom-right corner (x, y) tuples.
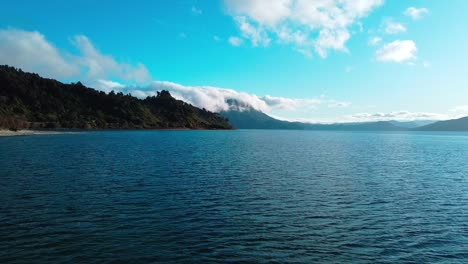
(1, 130), (467, 263)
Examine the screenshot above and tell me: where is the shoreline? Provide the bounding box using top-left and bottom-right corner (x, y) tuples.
(0, 128), (235, 137)
(0, 130), (76, 137)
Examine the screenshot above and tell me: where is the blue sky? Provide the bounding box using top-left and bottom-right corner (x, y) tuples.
(1, 0), (468, 122)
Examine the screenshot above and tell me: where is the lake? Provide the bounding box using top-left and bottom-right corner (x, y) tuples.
(1, 130), (467, 263)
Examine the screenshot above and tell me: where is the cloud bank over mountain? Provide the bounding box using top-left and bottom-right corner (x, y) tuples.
(0, 27), (461, 123)
(0, 28), (348, 118)
(105, 80), (340, 114)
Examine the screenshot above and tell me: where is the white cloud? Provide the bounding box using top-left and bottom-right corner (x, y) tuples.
(376, 40), (417, 63)
(224, 0), (384, 57)
(348, 111), (450, 122)
(111, 81), (353, 116)
(451, 105), (468, 113)
(0, 29), (151, 85)
(276, 26), (307, 45)
(295, 47), (313, 58)
(154, 81), (269, 112)
(328, 100), (352, 108)
(145, 81), (325, 113)
(404, 7), (429, 20)
(315, 28), (350, 58)
(382, 19), (406, 34)
(259, 109), (455, 124)
(225, 0), (292, 26)
(368, 36), (382, 46)
(132, 90), (155, 99)
(72, 35), (151, 84)
(356, 22), (364, 32)
(261, 95), (321, 111)
(0, 29), (80, 79)
(191, 6), (202, 15)
(236, 16), (271, 46)
(228, 36), (244, 46)
(95, 80), (126, 92)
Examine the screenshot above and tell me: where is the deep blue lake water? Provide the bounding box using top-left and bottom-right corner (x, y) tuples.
(1, 130), (467, 263)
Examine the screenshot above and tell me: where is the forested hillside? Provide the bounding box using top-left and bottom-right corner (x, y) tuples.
(0, 65), (232, 130)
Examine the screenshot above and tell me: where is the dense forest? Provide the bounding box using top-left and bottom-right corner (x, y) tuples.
(0, 65), (232, 130)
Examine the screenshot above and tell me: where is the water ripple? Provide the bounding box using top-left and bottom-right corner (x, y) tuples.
(1, 130), (467, 263)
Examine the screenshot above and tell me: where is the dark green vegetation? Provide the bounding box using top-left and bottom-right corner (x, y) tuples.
(0, 65), (232, 130)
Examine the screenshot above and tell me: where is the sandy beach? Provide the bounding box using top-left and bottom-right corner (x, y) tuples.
(0, 130), (73, 137)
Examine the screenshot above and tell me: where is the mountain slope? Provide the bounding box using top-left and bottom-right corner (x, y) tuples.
(416, 116), (468, 131)
(0, 65), (232, 130)
(221, 109), (407, 131)
(304, 121), (406, 131)
(221, 109), (304, 129)
(389, 120), (436, 129)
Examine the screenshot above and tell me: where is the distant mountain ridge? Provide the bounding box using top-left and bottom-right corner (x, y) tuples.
(221, 108), (467, 131)
(3, 65), (466, 132)
(220, 109), (406, 130)
(389, 120), (436, 129)
(0, 65), (232, 130)
(220, 109), (304, 129)
(416, 116), (468, 131)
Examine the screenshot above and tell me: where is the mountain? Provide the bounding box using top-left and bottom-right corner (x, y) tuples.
(221, 109), (406, 131)
(303, 121), (406, 131)
(416, 116), (468, 131)
(221, 109), (304, 129)
(0, 65), (232, 130)
(223, 108), (468, 131)
(389, 120), (436, 129)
